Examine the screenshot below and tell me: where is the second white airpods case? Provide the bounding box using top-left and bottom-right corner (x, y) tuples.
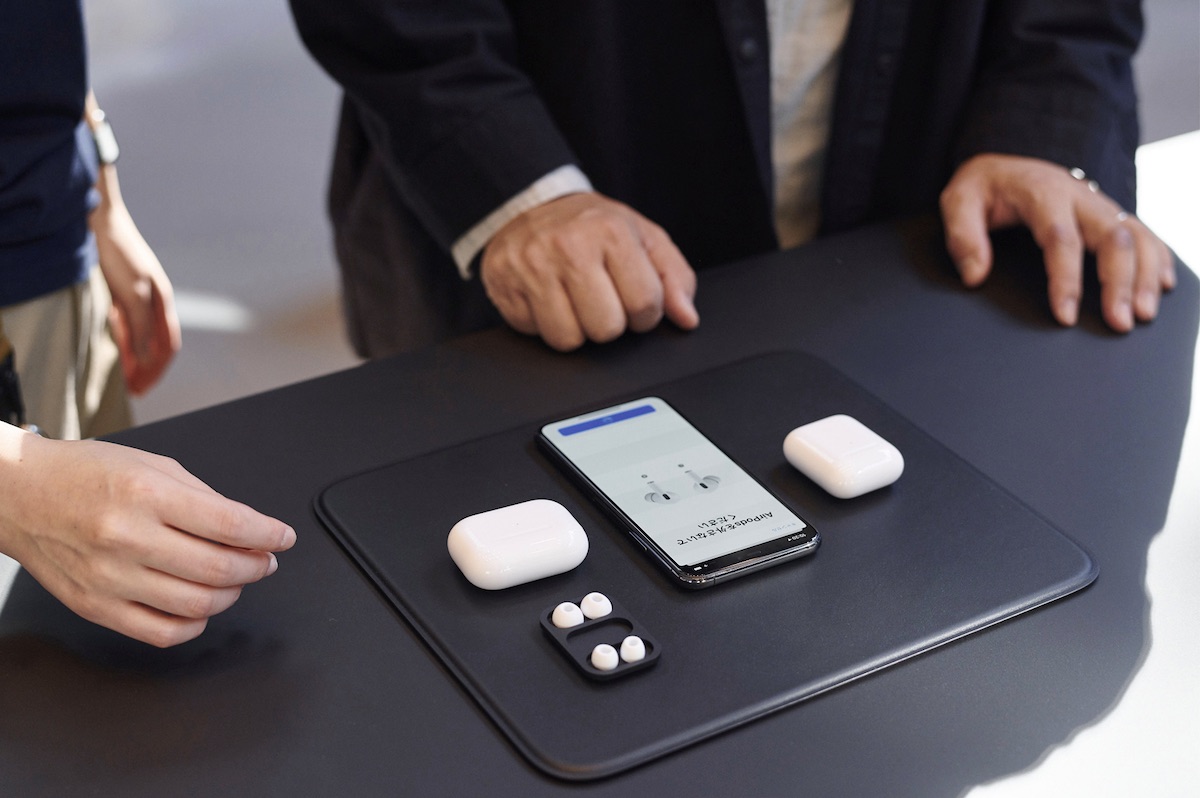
(448, 499), (589, 589)
(784, 414), (904, 499)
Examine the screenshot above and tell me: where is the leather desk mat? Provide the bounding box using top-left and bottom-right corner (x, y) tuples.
(315, 351), (1096, 780)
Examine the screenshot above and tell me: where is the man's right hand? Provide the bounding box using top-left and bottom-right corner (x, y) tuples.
(480, 193), (699, 351)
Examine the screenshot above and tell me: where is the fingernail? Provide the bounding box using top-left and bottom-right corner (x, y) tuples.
(674, 297), (700, 329)
(1136, 290), (1159, 320)
(959, 257), (984, 286)
(282, 525), (297, 548)
(1114, 301), (1133, 330)
(1055, 297), (1078, 326)
(266, 553), (279, 576)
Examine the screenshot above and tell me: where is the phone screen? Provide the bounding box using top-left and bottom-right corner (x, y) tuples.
(539, 397), (817, 582)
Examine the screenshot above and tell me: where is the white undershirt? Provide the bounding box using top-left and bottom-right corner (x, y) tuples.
(766, 0), (855, 248)
(451, 1), (856, 277)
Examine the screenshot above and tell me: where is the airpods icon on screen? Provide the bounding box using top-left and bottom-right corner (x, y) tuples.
(644, 480), (677, 504)
(686, 469), (720, 493)
(643, 465), (721, 504)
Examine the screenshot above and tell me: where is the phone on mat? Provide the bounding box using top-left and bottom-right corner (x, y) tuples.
(538, 396), (820, 588)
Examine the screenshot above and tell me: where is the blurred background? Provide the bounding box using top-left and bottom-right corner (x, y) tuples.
(79, 0), (1200, 426)
(86, 0), (356, 424)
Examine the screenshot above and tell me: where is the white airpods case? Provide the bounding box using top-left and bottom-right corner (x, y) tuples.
(448, 499), (589, 589)
(784, 415), (904, 499)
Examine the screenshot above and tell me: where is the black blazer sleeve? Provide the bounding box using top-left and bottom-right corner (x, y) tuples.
(953, 0), (1143, 210)
(817, 0), (1144, 234)
(288, 0), (580, 250)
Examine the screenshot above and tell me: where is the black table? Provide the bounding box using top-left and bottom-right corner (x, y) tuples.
(2, 217), (1195, 797)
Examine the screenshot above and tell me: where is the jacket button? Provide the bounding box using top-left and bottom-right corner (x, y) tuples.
(738, 37), (760, 63)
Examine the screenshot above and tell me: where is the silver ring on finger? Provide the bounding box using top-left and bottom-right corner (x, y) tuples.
(1068, 166), (1101, 193)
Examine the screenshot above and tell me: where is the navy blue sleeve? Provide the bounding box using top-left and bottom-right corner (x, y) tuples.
(0, 0), (96, 306)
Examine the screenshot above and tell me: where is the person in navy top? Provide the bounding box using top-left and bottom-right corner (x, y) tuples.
(0, 1), (296, 648)
(1, 0), (179, 439)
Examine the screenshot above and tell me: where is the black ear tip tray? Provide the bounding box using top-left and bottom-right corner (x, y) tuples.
(540, 594), (661, 681)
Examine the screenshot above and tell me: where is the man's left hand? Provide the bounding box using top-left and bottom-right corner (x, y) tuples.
(940, 153), (1175, 332)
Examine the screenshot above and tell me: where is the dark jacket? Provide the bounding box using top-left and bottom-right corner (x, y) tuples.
(290, 0), (1142, 356)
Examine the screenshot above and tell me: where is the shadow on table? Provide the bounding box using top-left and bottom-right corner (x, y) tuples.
(0, 572), (301, 785)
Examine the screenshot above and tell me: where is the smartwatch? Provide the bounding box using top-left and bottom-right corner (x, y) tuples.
(88, 107), (120, 166)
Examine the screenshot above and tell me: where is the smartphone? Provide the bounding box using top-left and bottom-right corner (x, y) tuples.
(538, 396), (820, 588)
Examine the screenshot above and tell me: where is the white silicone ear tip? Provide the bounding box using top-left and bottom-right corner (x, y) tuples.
(591, 643), (619, 671)
(619, 635), (646, 663)
(551, 602), (584, 629)
(580, 592), (613, 619)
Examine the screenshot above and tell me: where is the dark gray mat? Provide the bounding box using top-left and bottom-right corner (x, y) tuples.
(315, 351), (1096, 780)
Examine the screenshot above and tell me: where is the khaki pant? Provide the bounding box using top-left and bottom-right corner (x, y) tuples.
(0, 267), (131, 440)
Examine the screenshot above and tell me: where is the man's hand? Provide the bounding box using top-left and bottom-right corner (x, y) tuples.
(480, 193), (699, 351)
(91, 165), (182, 395)
(940, 154), (1176, 332)
(0, 426), (296, 648)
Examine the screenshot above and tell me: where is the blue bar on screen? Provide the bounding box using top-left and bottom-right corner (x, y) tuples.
(559, 404), (655, 436)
